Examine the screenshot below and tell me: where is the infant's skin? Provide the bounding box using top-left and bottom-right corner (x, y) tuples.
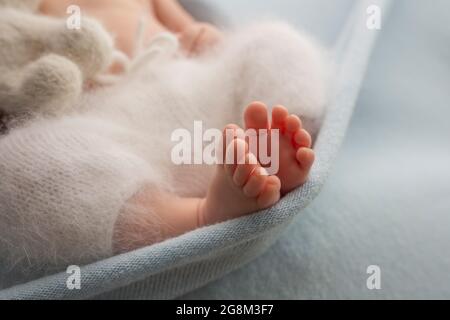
(39, 0), (223, 58)
(197, 103), (314, 226)
(38, 1), (317, 254)
(114, 102), (315, 252)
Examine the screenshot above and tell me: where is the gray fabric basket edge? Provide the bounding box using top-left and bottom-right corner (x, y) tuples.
(0, 0), (391, 300)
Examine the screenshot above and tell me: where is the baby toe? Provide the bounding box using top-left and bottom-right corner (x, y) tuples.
(272, 105), (289, 130)
(244, 102), (269, 130)
(296, 147), (315, 172)
(294, 129), (312, 149)
(233, 153), (259, 187)
(223, 124), (245, 144)
(243, 167), (269, 198)
(285, 115), (303, 134)
(224, 138), (248, 175)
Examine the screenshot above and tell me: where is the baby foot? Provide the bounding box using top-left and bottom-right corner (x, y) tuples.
(244, 102), (315, 195)
(199, 125), (281, 226)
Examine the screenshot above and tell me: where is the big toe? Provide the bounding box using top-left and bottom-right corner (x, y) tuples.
(244, 101), (269, 130)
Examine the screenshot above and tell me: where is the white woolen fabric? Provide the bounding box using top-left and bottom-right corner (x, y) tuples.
(0, 117), (158, 273)
(0, 22), (328, 277)
(0, 4), (114, 116)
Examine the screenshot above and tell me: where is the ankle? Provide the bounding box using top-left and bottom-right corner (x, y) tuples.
(196, 198), (208, 228)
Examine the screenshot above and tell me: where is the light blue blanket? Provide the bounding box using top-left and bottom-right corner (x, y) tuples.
(183, 0), (450, 300)
(0, 0), (393, 299)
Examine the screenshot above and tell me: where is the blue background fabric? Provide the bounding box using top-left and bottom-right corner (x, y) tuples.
(4, 0), (447, 299)
(0, 0), (386, 299)
(181, 0), (450, 299)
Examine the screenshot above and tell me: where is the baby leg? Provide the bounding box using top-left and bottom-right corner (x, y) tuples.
(113, 102), (313, 252)
(114, 122), (281, 253)
(0, 117), (159, 280)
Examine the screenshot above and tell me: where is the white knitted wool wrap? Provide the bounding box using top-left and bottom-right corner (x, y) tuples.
(0, 117), (157, 273)
(0, 22), (329, 280)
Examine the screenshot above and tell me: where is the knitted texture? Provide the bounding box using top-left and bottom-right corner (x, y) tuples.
(0, 0), (390, 300)
(0, 0), (114, 117)
(0, 117), (158, 285)
(0, 21), (328, 288)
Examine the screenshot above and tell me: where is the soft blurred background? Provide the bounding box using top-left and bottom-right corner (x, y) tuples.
(181, 0), (450, 299)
